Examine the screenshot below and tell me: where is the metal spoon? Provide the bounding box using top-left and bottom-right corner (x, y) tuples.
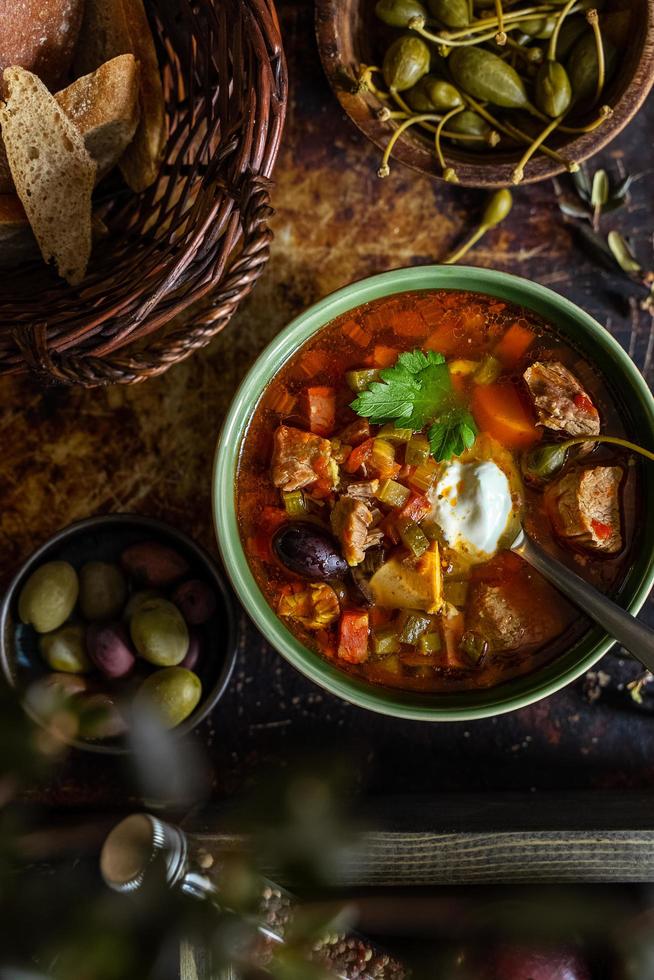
(511, 527), (654, 673)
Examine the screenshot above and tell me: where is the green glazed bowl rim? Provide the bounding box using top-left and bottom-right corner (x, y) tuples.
(213, 265), (654, 721)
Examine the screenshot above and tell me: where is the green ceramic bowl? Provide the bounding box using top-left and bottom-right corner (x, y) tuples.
(213, 266), (654, 721)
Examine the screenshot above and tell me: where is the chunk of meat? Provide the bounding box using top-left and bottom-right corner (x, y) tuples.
(338, 418), (371, 446)
(545, 465), (623, 554)
(331, 496), (381, 566)
(271, 425), (337, 492)
(523, 361), (600, 437)
(345, 479), (380, 499)
(467, 581), (566, 652)
(278, 584), (340, 630)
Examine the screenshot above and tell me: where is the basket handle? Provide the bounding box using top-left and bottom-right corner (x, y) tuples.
(15, 174), (275, 387)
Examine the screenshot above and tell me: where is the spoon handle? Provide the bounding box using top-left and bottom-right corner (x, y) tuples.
(512, 530), (654, 674)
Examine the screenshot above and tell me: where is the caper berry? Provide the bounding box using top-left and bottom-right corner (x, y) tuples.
(535, 60), (572, 117)
(375, 0), (427, 28)
(428, 0), (469, 28)
(521, 443), (569, 485)
(382, 35), (431, 92)
(449, 47), (529, 109)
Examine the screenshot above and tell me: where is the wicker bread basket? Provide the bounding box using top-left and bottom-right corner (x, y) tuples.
(0, 0), (287, 386)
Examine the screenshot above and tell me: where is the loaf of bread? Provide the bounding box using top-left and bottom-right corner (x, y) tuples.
(75, 0), (166, 191)
(0, 54), (141, 193)
(0, 0), (86, 91)
(0, 67), (96, 285)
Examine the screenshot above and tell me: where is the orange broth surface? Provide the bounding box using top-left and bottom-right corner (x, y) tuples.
(236, 290), (640, 693)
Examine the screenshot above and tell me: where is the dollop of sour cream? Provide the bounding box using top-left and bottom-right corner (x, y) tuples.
(432, 460), (513, 562)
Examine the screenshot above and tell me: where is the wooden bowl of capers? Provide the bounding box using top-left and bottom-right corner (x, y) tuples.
(316, 0), (654, 186)
(0, 514), (237, 754)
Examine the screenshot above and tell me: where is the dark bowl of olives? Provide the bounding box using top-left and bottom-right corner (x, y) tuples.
(315, 0), (654, 186)
(0, 514), (238, 754)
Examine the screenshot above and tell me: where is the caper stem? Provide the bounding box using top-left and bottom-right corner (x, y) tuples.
(442, 224), (488, 265)
(494, 0), (507, 44)
(435, 106), (466, 182)
(558, 105), (612, 133)
(444, 7), (569, 41)
(560, 435), (654, 463)
(586, 9), (605, 105)
(390, 89), (414, 115)
(512, 113), (564, 183)
(376, 106), (496, 141)
(548, 0), (578, 61)
(378, 113), (446, 177)
(409, 20), (501, 46)
(505, 36), (544, 63)
(462, 93), (571, 167)
(356, 65), (388, 99)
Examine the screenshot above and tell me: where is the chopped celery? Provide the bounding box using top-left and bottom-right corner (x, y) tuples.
(346, 368), (380, 392)
(377, 478), (411, 508)
(405, 434), (431, 466)
(420, 520), (443, 543)
(379, 423), (413, 443)
(380, 654), (402, 674)
(460, 630), (488, 665)
(399, 612), (433, 645)
(443, 579), (469, 607)
(418, 631), (442, 654)
(282, 490), (308, 518)
(371, 438), (396, 475)
(372, 626), (401, 656)
(409, 458), (439, 493)
(474, 354), (502, 385)
(397, 518), (429, 558)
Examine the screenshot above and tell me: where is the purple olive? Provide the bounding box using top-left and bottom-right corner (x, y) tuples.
(272, 522), (348, 580)
(181, 629), (202, 671)
(172, 579), (217, 625)
(121, 541), (189, 588)
(86, 623), (135, 679)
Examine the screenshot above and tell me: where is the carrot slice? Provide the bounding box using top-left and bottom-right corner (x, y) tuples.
(369, 345), (398, 368)
(472, 382), (541, 449)
(305, 386), (336, 437)
(338, 610), (370, 664)
(342, 319), (371, 348)
(387, 309), (425, 338)
(398, 491), (432, 524)
(343, 437), (374, 473)
(494, 323), (535, 367)
(297, 349), (329, 378)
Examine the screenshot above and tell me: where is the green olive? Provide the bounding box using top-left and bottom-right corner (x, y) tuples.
(375, 0), (427, 28)
(18, 561), (79, 634)
(567, 31), (617, 106)
(124, 589), (163, 620)
(79, 561), (127, 622)
(449, 47), (529, 109)
(135, 667), (202, 729)
(535, 60), (572, 117)
(482, 189), (513, 228)
(428, 0), (469, 28)
(422, 76), (463, 110)
(130, 598), (189, 666)
(382, 35), (431, 92)
(39, 623), (91, 673)
(521, 443), (569, 485)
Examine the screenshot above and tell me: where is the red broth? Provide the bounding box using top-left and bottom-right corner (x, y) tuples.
(236, 290), (639, 693)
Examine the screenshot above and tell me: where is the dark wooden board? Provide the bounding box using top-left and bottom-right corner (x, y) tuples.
(0, 0), (653, 810)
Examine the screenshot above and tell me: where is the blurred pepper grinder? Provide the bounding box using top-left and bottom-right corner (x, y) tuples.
(100, 813), (409, 980)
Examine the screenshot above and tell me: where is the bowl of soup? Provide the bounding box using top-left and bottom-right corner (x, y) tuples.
(213, 266), (654, 720)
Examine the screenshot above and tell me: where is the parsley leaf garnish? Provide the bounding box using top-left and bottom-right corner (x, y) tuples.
(428, 408), (477, 461)
(350, 348), (477, 462)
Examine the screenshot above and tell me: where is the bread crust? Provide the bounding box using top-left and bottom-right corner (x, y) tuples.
(75, 0), (166, 191)
(0, 0), (86, 90)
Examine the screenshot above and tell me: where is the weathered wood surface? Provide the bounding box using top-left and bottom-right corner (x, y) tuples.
(1, 0), (653, 808)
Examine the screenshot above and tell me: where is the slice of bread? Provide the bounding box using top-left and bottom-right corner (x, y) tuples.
(0, 67), (96, 285)
(0, 0), (85, 91)
(0, 54), (141, 193)
(75, 0), (166, 192)
(57, 54), (141, 181)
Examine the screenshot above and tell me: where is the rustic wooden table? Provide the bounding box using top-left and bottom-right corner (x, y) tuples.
(1, 1), (653, 807)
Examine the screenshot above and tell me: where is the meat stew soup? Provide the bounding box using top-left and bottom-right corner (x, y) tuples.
(236, 290), (640, 693)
